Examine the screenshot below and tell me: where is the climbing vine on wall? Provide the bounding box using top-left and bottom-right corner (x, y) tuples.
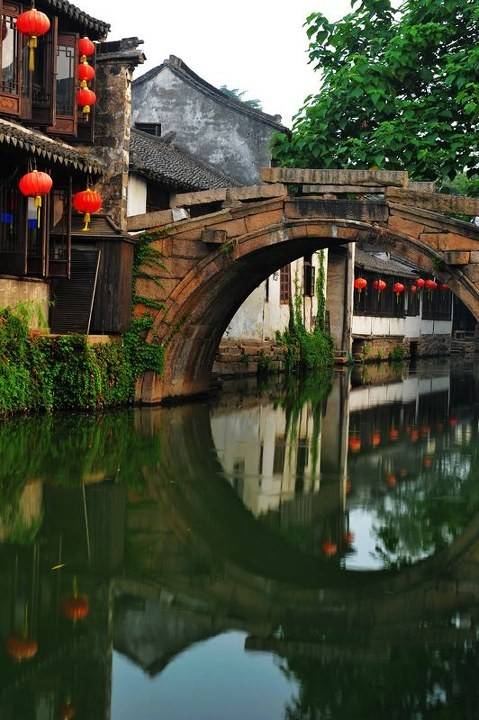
(277, 253), (333, 372)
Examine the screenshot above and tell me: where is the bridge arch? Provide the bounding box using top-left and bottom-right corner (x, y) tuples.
(137, 201), (479, 403)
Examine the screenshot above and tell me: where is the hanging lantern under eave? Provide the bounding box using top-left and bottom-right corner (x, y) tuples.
(425, 278), (438, 292)
(16, 7), (51, 72)
(18, 170), (53, 228)
(73, 189), (102, 231)
(393, 281), (405, 300)
(416, 278), (426, 290)
(76, 87), (96, 117)
(354, 277), (367, 295)
(373, 278), (386, 293)
(410, 284), (418, 293)
(439, 283), (449, 291)
(77, 61), (95, 85)
(78, 36), (95, 60)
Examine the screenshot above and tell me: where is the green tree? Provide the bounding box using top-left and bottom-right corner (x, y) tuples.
(219, 85), (263, 110)
(272, 0), (479, 186)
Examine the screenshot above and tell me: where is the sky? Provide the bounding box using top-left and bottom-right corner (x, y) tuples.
(77, 0), (355, 126)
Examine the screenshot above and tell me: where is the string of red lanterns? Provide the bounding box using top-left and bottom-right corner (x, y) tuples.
(16, 3), (51, 72)
(76, 37), (96, 117)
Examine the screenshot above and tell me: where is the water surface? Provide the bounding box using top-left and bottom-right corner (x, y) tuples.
(1, 359), (479, 719)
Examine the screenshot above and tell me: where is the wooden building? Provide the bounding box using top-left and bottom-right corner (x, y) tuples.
(0, 2), (144, 333)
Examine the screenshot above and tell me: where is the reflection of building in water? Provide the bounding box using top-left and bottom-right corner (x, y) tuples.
(211, 399), (322, 518)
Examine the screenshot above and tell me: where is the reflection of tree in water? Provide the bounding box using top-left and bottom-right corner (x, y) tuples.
(0, 412), (161, 543)
(281, 641), (479, 719)
(371, 431), (479, 569)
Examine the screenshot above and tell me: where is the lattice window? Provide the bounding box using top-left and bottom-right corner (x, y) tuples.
(280, 265), (291, 304)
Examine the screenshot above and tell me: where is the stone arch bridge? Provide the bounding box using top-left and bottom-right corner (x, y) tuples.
(132, 168), (479, 403)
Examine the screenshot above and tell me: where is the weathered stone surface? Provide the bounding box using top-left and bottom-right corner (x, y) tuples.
(172, 239), (208, 258)
(244, 209), (283, 233)
(386, 188), (479, 215)
(172, 188), (227, 207)
(471, 251), (479, 263)
(262, 167), (408, 187)
(433, 234), (479, 251)
(201, 228), (227, 244)
(464, 265), (479, 282)
(443, 251), (470, 266)
(301, 184), (386, 195)
(128, 208), (174, 231)
(387, 214), (424, 238)
(285, 199), (388, 222)
(408, 181), (436, 193)
(227, 184), (287, 201)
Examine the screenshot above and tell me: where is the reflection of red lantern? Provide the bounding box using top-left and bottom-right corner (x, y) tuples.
(62, 577), (89, 623)
(386, 473), (397, 488)
(76, 87), (96, 116)
(371, 431), (381, 448)
(78, 36), (95, 58)
(420, 425), (430, 438)
(393, 282), (405, 299)
(449, 416), (458, 427)
(399, 468), (408, 478)
(416, 278), (426, 290)
(18, 170), (53, 228)
(343, 531), (355, 546)
(410, 428), (419, 443)
(423, 456), (433, 469)
(348, 435), (361, 453)
(354, 277), (367, 295)
(346, 479), (352, 495)
(73, 189), (102, 231)
(6, 635), (38, 662)
(322, 540), (338, 557)
(389, 427), (399, 441)
(16, 7), (51, 72)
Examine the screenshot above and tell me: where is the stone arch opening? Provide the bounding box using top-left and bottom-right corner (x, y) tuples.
(139, 218), (479, 404)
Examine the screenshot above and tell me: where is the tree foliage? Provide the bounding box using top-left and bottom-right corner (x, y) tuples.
(272, 0), (479, 185)
(219, 85), (263, 110)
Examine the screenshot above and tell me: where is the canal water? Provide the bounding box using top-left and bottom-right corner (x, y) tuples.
(1, 359), (479, 719)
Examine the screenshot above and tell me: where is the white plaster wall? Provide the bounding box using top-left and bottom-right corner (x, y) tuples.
(405, 315), (421, 338)
(225, 251), (325, 341)
(420, 319), (452, 335)
(127, 173), (147, 217)
(352, 315), (405, 336)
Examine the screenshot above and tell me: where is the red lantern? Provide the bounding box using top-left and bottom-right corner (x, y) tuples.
(373, 278), (386, 293)
(416, 278), (426, 289)
(76, 87), (96, 116)
(410, 284), (417, 293)
(371, 431), (381, 448)
(78, 36), (95, 59)
(322, 540), (338, 557)
(423, 456), (433, 469)
(439, 283), (449, 291)
(6, 635), (38, 662)
(77, 61), (95, 84)
(62, 577), (90, 623)
(389, 427), (399, 441)
(386, 473), (397, 489)
(410, 428), (419, 443)
(73, 189), (102, 231)
(393, 281), (405, 299)
(354, 277), (367, 295)
(425, 279), (437, 292)
(16, 7), (51, 72)
(18, 170), (53, 228)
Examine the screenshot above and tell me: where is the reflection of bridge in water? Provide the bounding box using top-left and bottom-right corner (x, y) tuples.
(2, 363), (479, 715)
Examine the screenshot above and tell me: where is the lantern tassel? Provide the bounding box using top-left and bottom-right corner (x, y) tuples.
(28, 36), (37, 72)
(34, 195), (42, 228)
(82, 212), (91, 232)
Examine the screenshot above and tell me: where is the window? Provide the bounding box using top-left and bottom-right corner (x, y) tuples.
(279, 265), (291, 304)
(422, 288), (452, 321)
(303, 254), (315, 297)
(49, 186), (71, 277)
(273, 436), (286, 475)
(135, 122), (162, 137)
(265, 276), (269, 303)
(0, 2), (21, 115)
(52, 32), (77, 135)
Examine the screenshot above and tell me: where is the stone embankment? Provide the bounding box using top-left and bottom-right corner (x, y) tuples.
(213, 339), (285, 377)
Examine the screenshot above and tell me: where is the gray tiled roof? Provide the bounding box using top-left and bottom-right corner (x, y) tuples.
(0, 118), (103, 175)
(355, 248), (418, 278)
(38, 0), (110, 37)
(130, 128), (236, 191)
